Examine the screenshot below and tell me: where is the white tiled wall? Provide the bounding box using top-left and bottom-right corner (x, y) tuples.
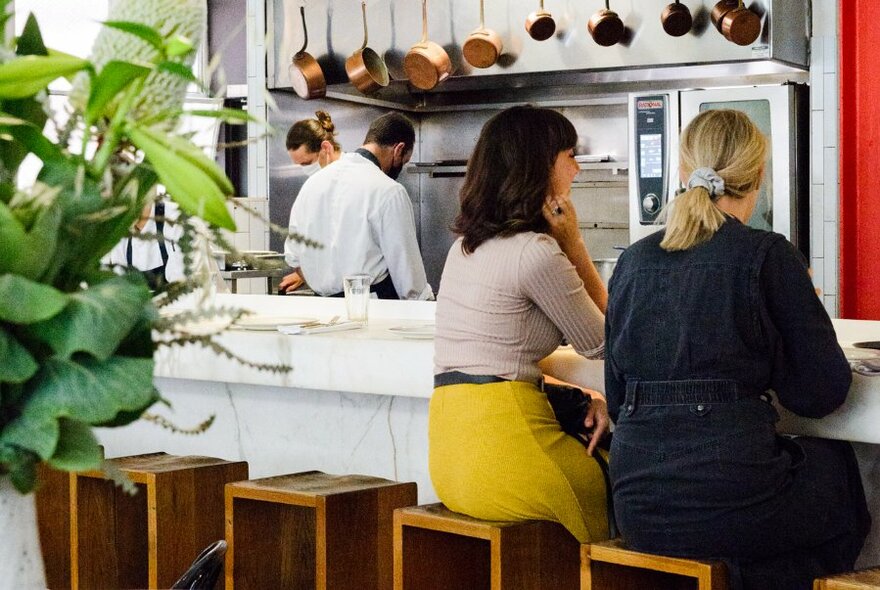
(810, 0), (840, 317)
(246, 0), (269, 202)
(241, 0), (272, 295)
(223, 197), (270, 294)
(229, 197), (270, 252)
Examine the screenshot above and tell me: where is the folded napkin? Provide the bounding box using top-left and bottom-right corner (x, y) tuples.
(277, 321), (364, 335)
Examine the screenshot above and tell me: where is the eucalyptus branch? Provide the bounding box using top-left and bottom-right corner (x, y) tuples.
(223, 197), (322, 249)
(153, 305), (250, 332)
(100, 460), (138, 496)
(141, 412), (215, 435)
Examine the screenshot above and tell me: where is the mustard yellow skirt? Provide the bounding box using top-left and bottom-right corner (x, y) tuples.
(428, 380), (609, 543)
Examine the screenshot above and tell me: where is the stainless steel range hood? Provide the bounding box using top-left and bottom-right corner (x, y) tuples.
(267, 0), (809, 108)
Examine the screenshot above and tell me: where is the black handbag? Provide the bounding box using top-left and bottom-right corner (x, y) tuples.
(543, 381), (617, 537)
(544, 382), (594, 439)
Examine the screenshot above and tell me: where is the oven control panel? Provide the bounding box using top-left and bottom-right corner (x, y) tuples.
(633, 95), (669, 225)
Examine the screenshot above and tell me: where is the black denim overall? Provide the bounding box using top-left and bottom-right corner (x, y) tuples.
(605, 219), (870, 590)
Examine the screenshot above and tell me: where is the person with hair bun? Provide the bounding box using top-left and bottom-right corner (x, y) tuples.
(605, 109), (870, 589)
(286, 110), (342, 170)
(280, 111), (344, 293)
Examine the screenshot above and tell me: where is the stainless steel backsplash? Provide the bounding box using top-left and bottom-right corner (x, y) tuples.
(268, 92), (629, 291)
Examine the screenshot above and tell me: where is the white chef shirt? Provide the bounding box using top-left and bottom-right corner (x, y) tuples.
(103, 201), (185, 282)
(284, 151), (434, 300)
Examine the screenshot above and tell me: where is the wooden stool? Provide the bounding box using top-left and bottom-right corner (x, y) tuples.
(582, 538), (729, 590)
(814, 567), (880, 589)
(70, 452), (248, 589)
(35, 464), (73, 590)
(394, 503), (580, 590)
(225, 470), (417, 590)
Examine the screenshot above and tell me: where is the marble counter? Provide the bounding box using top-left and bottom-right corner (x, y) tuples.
(154, 294), (436, 397)
(96, 295), (880, 565)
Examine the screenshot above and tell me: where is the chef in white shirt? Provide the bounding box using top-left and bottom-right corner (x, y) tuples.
(278, 110), (343, 294)
(284, 112), (434, 300)
(103, 199), (184, 290)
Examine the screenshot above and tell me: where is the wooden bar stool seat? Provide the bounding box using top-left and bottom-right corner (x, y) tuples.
(814, 567), (880, 589)
(225, 470), (417, 590)
(394, 503), (580, 590)
(70, 452), (248, 589)
(582, 538), (729, 590)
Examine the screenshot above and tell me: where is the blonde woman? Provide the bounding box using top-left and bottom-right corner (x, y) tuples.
(605, 109), (869, 589)
(280, 111), (343, 293)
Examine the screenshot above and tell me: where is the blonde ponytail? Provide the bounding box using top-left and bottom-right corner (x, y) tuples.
(660, 186), (727, 251)
(660, 109), (768, 252)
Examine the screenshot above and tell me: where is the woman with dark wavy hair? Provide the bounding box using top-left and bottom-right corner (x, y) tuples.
(430, 105), (611, 542)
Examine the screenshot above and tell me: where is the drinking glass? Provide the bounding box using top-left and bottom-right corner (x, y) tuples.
(343, 274), (371, 322)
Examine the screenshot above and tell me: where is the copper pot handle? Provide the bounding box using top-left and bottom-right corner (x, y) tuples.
(297, 6), (309, 55)
(359, 1), (369, 52)
(420, 0), (429, 44)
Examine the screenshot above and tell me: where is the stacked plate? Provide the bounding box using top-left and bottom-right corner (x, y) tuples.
(387, 325), (435, 340)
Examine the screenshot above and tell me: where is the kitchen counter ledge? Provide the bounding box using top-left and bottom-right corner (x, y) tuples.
(157, 295), (880, 443)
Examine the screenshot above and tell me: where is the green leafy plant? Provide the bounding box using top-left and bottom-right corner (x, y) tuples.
(0, 1), (268, 493)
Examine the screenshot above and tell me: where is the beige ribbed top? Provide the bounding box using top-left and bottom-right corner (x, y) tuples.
(434, 232), (605, 384)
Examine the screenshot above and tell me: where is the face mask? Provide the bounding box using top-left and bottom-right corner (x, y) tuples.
(299, 162), (321, 176)
(386, 163), (402, 181)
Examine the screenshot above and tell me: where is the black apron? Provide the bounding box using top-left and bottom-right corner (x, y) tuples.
(128, 202), (170, 291)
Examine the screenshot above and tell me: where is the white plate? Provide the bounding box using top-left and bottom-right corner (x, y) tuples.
(233, 315), (318, 331)
(843, 347), (880, 361)
(388, 325), (435, 339)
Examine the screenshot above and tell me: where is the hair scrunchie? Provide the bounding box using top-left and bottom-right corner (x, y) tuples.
(687, 167), (725, 198)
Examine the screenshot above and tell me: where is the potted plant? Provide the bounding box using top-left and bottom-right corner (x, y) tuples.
(0, 0), (258, 584)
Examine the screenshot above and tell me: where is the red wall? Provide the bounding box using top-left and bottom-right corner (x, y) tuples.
(840, 1), (880, 319)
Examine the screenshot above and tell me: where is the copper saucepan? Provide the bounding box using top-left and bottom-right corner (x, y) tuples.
(525, 0), (555, 42)
(711, 0), (761, 45)
(661, 0), (693, 37)
(403, 0), (452, 91)
(289, 6), (326, 100)
(345, 1), (389, 94)
(588, 0), (624, 47)
(463, 0), (503, 69)
(710, 0), (737, 31)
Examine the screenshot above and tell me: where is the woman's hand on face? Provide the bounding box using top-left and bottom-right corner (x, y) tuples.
(543, 195), (580, 250)
(583, 396), (610, 456)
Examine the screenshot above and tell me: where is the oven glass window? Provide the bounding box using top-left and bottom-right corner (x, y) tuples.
(699, 100), (773, 232)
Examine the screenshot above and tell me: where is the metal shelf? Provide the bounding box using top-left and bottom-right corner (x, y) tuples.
(407, 159), (629, 176)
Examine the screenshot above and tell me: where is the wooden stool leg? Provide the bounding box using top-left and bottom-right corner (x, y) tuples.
(494, 523), (579, 590)
(397, 525), (490, 590)
(227, 497), (316, 589)
(71, 476), (148, 589)
(35, 465), (71, 590)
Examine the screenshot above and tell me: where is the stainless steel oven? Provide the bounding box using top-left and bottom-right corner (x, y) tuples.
(629, 84), (809, 255)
